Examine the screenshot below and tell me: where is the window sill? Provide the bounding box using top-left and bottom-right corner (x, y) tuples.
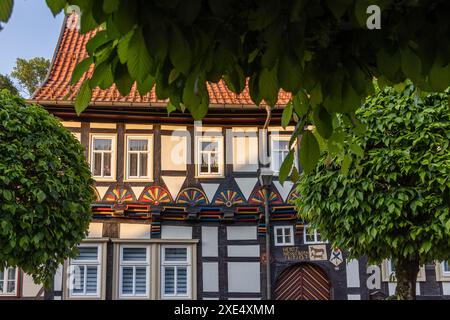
(124, 178), (153, 183)
(195, 175), (225, 179)
(93, 178), (117, 183)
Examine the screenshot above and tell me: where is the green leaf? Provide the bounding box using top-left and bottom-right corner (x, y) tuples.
(278, 52), (302, 93)
(312, 105), (333, 139)
(299, 130), (320, 174)
(224, 64), (245, 94)
(127, 28), (153, 83)
(137, 75), (155, 97)
(117, 30), (134, 64)
(281, 101), (293, 128)
(46, 0), (66, 16)
(340, 154), (352, 175)
(90, 62), (114, 90)
(0, 0), (13, 22)
(429, 63), (450, 92)
(293, 90), (309, 117)
(376, 48), (400, 81)
(349, 143), (364, 158)
(279, 149), (294, 184)
(114, 63), (133, 96)
(259, 66), (279, 107)
(310, 84), (323, 107)
(71, 57), (93, 85)
(36, 190), (46, 204)
(168, 69), (180, 84)
(169, 24), (192, 75)
(167, 101), (177, 115)
(103, 0), (119, 13)
(401, 47), (422, 82)
(75, 81), (92, 115)
(86, 31), (110, 56)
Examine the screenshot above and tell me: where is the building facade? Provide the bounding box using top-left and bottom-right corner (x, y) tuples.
(3, 13), (450, 301)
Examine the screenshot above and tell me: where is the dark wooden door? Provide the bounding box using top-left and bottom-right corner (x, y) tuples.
(274, 263), (332, 300)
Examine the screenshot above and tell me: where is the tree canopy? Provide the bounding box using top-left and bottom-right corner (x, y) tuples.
(0, 74), (19, 96)
(1, 0), (449, 176)
(11, 57), (50, 97)
(0, 90), (94, 287)
(297, 84), (450, 299)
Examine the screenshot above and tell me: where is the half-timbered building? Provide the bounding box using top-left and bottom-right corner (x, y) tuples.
(3, 13), (449, 300)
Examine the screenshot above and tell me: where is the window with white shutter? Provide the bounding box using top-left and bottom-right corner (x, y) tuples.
(161, 246), (191, 299)
(119, 246), (150, 298)
(0, 267), (18, 296)
(68, 245), (101, 297)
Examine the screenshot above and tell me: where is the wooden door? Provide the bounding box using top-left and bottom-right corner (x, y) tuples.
(274, 263), (332, 300)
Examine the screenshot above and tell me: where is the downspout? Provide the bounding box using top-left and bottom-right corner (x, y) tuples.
(263, 105), (272, 300)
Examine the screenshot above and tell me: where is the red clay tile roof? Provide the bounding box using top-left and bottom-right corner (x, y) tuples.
(33, 14), (291, 107)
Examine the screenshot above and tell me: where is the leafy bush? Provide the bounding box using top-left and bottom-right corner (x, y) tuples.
(0, 90), (94, 287)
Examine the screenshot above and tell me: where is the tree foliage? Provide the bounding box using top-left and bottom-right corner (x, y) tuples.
(0, 74), (19, 96)
(1, 0), (448, 177)
(297, 84), (450, 298)
(0, 90), (94, 287)
(11, 57), (50, 97)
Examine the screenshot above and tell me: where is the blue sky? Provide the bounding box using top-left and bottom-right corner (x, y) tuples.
(0, 0), (64, 77)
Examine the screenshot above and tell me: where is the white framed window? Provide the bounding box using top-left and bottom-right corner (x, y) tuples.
(68, 244), (101, 298)
(303, 225), (323, 244)
(125, 135), (153, 181)
(270, 135), (294, 174)
(90, 135), (116, 180)
(0, 267), (18, 296)
(442, 261), (450, 276)
(119, 246), (150, 298)
(274, 226), (294, 246)
(161, 246), (191, 299)
(196, 136), (224, 177)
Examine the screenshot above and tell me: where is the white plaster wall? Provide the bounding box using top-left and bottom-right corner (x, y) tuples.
(442, 282), (450, 295)
(227, 245), (260, 257)
(202, 227), (218, 257)
(161, 134), (187, 171)
(227, 226), (257, 240)
(161, 226), (192, 239)
(203, 262), (219, 292)
(227, 262), (261, 293)
(54, 264), (63, 291)
(88, 223), (103, 238)
(346, 259), (360, 288)
(233, 136), (258, 172)
(22, 273), (42, 297)
(119, 223), (151, 239)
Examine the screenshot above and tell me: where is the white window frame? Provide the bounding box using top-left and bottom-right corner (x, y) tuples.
(303, 225), (324, 244)
(442, 261), (450, 276)
(125, 135), (153, 181)
(68, 244), (102, 298)
(270, 135), (296, 175)
(161, 245), (192, 299)
(274, 226), (294, 246)
(196, 136), (224, 177)
(0, 267), (18, 296)
(118, 245), (150, 298)
(90, 134), (117, 181)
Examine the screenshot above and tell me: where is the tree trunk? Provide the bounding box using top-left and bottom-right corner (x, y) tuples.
(394, 256), (420, 300)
